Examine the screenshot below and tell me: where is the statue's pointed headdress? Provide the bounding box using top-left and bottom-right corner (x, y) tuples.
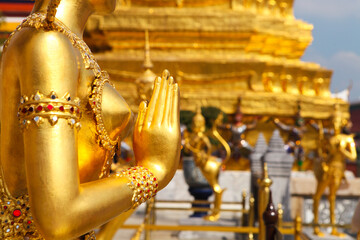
(192, 105), (205, 126)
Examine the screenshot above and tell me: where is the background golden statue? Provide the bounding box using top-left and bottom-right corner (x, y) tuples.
(184, 107), (230, 221)
(0, 0), (180, 239)
(313, 104), (357, 237)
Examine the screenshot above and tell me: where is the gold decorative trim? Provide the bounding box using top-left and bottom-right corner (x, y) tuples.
(115, 166), (158, 209)
(89, 73), (120, 152)
(18, 91), (81, 129)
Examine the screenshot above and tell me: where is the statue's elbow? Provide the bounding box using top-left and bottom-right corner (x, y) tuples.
(32, 212), (75, 240)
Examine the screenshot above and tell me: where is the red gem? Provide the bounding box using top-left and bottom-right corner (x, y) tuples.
(21, 108), (27, 113)
(156, 184), (158, 187)
(153, 178), (157, 181)
(59, 106), (64, 111)
(76, 108), (80, 114)
(70, 107), (74, 113)
(139, 190), (142, 193)
(4, 206), (7, 209)
(137, 183), (140, 187)
(148, 190), (150, 193)
(133, 177), (136, 179)
(143, 176), (146, 179)
(147, 183), (149, 186)
(47, 104), (54, 110)
(11, 221), (14, 225)
(93, 101), (96, 105)
(36, 106), (43, 111)
(13, 209), (21, 217)
(27, 220), (32, 224)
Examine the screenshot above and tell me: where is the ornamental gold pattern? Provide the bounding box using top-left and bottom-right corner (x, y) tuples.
(0, 187), (41, 239)
(0, 172), (97, 240)
(18, 91), (81, 129)
(89, 74), (120, 152)
(115, 166), (158, 209)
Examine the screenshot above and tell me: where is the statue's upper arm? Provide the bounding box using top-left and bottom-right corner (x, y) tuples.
(19, 31), (79, 96)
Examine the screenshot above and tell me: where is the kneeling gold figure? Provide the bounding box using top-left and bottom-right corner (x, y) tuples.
(0, 0), (181, 239)
(184, 108), (230, 222)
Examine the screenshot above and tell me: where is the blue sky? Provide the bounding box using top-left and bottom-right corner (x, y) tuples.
(294, 0), (360, 102)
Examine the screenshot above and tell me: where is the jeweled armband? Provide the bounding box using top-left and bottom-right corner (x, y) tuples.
(18, 91), (81, 129)
(115, 166), (159, 209)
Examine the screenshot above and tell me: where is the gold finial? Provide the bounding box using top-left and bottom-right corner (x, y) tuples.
(248, 233), (254, 240)
(294, 215), (302, 240)
(242, 190), (247, 200)
(45, 0), (61, 28)
(277, 203), (283, 228)
(143, 30), (154, 70)
(248, 193), (255, 227)
(196, 105), (202, 115)
(191, 105), (206, 133)
(263, 162), (269, 179)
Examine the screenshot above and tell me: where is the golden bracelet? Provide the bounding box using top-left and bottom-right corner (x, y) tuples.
(116, 166), (159, 209)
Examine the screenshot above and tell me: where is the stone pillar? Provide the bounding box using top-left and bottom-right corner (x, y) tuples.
(263, 130), (294, 221)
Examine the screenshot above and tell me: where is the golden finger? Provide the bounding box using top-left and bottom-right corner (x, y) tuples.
(144, 76), (161, 128)
(170, 83), (179, 127)
(152, 70), (170, 126)
(135, 101), (147, 134)
(162, 77), (174, 126)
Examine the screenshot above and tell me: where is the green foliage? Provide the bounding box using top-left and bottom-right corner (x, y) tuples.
(180, 110), (195, 131)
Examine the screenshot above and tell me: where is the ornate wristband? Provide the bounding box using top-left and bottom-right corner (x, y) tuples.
(116, 166), (159, 209)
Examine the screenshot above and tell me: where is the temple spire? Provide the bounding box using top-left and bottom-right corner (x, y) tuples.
(142, 29), (154, 70)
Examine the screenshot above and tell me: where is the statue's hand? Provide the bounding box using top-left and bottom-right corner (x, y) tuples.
(133, 70), (181, 190)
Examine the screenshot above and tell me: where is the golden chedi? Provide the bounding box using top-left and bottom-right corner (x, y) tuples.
(0, 0), (180, 239)
(85, 0), (350, 162)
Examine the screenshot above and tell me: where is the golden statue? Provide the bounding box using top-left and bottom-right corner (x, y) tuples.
(313, 104), (357, 237)
(0, 0), (181, 239)
(183, 107), (230, 222)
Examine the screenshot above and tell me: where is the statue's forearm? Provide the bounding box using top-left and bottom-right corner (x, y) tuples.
(24, 123), (136, 239)
(274, 119), (291, 131)
(340, 148), (357, 161)
(339, 138), (357, 161)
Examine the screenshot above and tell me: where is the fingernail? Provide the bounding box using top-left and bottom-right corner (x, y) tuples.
(173, 83), (178, 91)
(169, 76), (174, 84)
(162, 69), (170, 79)
(139, 101), (146, 110)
